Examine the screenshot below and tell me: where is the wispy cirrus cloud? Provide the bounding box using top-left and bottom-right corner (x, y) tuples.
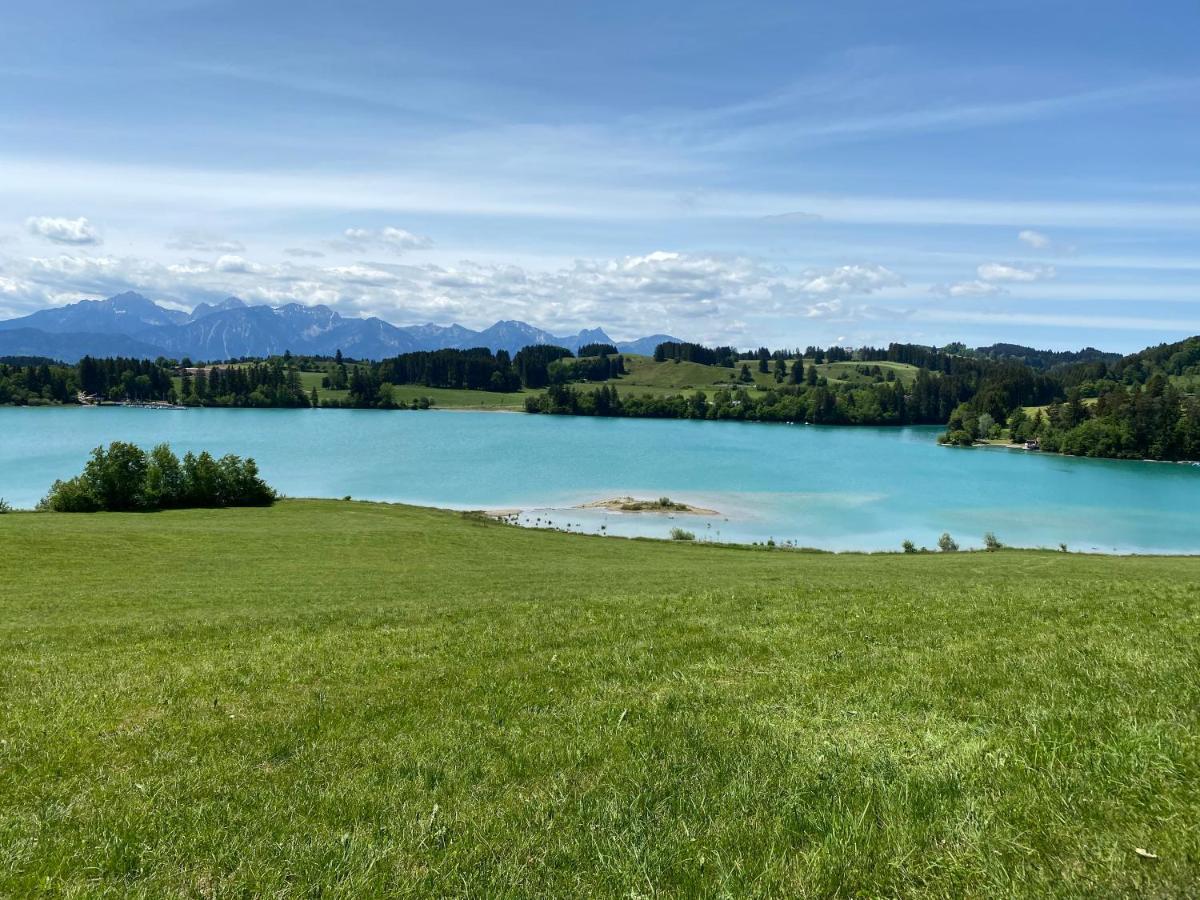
(8, 157), (1200, 229)
(760, 210), (823, 223)
(915, 308), (1200, 333)
(164, 233), (245, 253)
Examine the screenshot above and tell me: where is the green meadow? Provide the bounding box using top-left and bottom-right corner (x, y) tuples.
(2, 500), (1197, 896)
(558, 354), (921, 398)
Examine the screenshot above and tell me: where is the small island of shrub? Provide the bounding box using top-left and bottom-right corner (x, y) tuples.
(41, 441), (276, 512)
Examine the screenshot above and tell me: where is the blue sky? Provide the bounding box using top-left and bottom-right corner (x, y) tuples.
(1, 0), (1198, 350)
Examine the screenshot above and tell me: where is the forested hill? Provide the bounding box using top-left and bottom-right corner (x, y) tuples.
(970, 343), (1121, 371)
(946, 335), (1200, 460)
(1098, 336), (1200, 386)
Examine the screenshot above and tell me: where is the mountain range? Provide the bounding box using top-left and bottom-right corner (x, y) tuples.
(0, 292), (681, 362)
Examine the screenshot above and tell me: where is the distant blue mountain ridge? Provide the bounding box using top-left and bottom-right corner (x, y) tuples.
(0, 292), (682, 362)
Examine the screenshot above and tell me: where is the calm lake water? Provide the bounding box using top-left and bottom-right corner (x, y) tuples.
(2, 406), (1198, 553)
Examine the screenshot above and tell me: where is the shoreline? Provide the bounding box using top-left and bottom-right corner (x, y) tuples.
(965, 439), (1200, 466)
(5, 496), (1198, 557)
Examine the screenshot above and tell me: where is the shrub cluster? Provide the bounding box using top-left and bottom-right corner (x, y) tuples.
(41, 442), (276, 512)
(901, 532), (1004, 553)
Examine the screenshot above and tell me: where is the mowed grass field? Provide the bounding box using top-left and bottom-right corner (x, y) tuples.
(1, 501), (1198, 896)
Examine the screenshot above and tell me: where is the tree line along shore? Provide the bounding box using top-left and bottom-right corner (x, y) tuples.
(1, 334), (1198, 461)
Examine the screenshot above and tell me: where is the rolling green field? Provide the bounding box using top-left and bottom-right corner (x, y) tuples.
(383, 384), (528, 409)
(562, 355), (920, 397)
(297, 369), (346, 403)
(2, 501), (1197, 896)
(817, 359), (921, 386)
(298, 373), (529, 410)
(1020, 397), (1100, 418)
(286, 370), (532, 409)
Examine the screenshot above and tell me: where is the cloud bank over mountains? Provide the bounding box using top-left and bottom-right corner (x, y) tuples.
(0, 221), (917, 344)
(0, 290), (681, 362)
(0, 216), (1196, 352)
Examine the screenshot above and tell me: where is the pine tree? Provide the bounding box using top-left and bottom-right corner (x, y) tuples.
(789, 357), (804, 384)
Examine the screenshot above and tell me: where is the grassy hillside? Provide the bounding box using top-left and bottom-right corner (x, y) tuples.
(296, 371), (528, 410)
(1, 501), (1197, 896)
(570, 354), (921, 396)
(621, 354), (745, 391)
(817, 359), (920, 386)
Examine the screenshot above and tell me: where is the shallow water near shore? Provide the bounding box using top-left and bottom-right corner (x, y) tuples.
(2, 406), (1198, 553)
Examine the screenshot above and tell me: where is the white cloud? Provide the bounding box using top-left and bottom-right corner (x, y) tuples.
(795, 263), (903, 296)
(337, 226), (433, 254)
(323, 264), (401, 286)
(214, 255), (263, 274)
(977, 261), (1056, 283)
(284, 247), (325, 258)
(1017, 229), (1051, 249)
(27, 254), (124, 279)
(25, 216), (101, 245)
(804, 299), (844, 318)
(1016, 229), (1076, 255)
(167, 260), (213, 276)
(931, 279), (1007, 298)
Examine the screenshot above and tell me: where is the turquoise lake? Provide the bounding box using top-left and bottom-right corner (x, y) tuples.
(2, 406), (1198, 553)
